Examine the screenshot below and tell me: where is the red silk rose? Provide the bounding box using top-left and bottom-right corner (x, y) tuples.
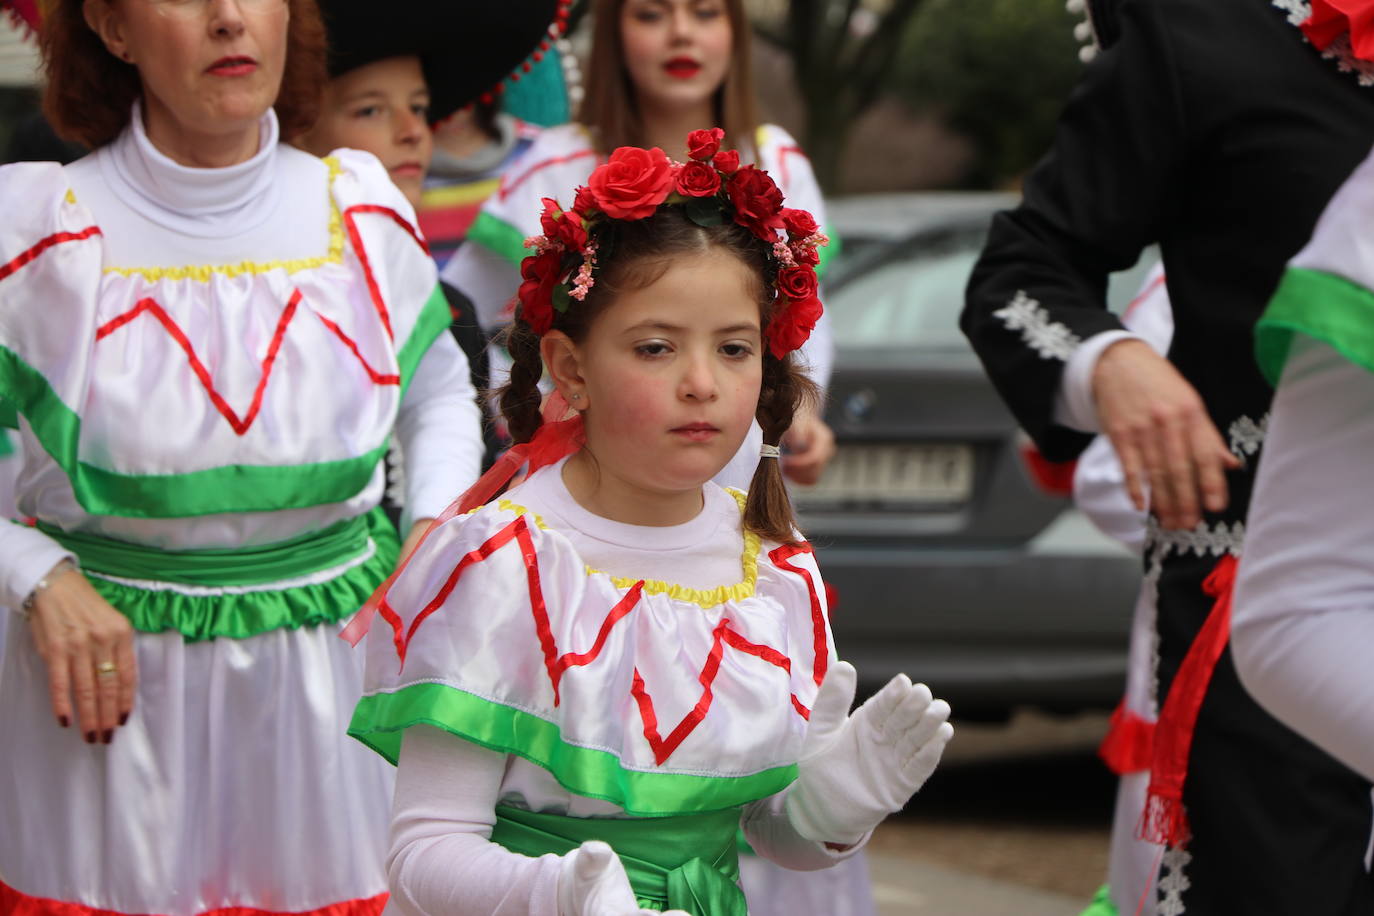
(712, 150), (740, 174)
(792, 244), (821, 267)
(781, 207), (820, 239)
(573, 185), (597, 216)
(777, 265), (819, 301)
(675, 160), (722, 198)
(687, 127), (725, 161)
(727, 166), (786, 241)
(540, 198), (588, 250)
(765, 294), (823, 359)
(518, 248), (565, 335)
(587, 146), (675, 220)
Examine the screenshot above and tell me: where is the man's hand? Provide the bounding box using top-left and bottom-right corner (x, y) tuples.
(1092, 339), (1240, 530)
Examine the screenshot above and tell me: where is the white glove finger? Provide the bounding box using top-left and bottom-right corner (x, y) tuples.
(900, 720), (954, 784)
(875, 682), (935, 740)
(853, 672), (912, 732)
(561, 841), (640, 915)
(894, 695), (950, 749)
(803, 660), (857, 756)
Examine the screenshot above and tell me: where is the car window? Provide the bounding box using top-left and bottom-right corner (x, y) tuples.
(826, 230), (1161, 350)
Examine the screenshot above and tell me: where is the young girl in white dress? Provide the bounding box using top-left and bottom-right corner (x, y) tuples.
(347, 133), (954, 915)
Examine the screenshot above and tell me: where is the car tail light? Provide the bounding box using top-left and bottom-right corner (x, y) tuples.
(1017, 433), (1077, 498)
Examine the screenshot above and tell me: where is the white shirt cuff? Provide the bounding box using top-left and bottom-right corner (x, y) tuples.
(1052, 330), (1142, 433)
(1, 520), (75, 611)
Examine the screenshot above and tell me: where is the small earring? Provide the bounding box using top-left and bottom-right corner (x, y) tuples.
(569, 392), (583, 401)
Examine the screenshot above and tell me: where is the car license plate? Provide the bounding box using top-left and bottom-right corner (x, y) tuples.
(793, 444), (974, 506)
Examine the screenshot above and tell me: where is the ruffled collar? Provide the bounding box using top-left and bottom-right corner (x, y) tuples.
(1273, 0), (1374, 86)
(102, 100), (282, 238)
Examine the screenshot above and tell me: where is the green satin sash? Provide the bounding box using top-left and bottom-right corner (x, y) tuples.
(491, 805), (747, 916)
(37, 509), (378, 586)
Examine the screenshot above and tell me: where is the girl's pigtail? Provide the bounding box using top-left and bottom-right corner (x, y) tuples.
(497, 317), (547, 445)
(744, 351), (819, 546)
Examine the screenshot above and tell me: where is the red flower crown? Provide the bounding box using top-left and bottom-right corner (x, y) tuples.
(516, 128), (828, 359)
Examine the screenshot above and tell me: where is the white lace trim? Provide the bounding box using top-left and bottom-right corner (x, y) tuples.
(1157, 845), (1193, 916)
(992, 290), (1081, 361)
(1145, 518), (1245, 565)
(1272, 0), (1374, 87)
(84, 538), (378, 596)
(1227, 412), (1270, 458)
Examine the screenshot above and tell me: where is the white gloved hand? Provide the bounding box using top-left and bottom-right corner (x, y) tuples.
(556, 840), (690, 916)
(785, 661), (953, 846)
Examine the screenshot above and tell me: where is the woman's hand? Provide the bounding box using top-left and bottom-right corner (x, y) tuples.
(1092, 340), (1241, 530)
(781, 408), (836, 486)
(397, 519), (434, 570)
(557, 841), (690, 916)
(27, 563), (136, 743)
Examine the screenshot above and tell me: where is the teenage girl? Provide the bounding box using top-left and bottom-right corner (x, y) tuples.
(348, 135), (952, 915)
(442, 0), (836, 488)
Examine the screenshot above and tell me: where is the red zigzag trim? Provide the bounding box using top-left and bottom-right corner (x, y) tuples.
(389, 515), (819, 765)
(95, 291), (399, 436)
(0, 226), (102, 284)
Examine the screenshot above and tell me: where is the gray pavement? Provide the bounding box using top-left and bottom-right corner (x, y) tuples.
(869, 851), (1084, 916)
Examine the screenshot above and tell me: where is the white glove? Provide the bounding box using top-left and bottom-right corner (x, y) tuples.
(785, 661), (953, 846)
(556, 840), (691, 916)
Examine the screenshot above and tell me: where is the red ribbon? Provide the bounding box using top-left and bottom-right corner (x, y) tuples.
(1098, 700), (1155, 776)
(1303, 0), (1374, 61)
(1137, 553), (1237, 847)
(340, 394), (585, 646)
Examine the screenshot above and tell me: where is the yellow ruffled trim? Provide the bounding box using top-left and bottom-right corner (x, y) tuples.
(102, 156), (345, 282)
(493, 490), (759, 611)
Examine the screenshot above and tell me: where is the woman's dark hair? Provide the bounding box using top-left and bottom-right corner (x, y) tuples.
(41, 0), (327, 149)
(578, 0), (761, 156)
(499, 208), (817, 545)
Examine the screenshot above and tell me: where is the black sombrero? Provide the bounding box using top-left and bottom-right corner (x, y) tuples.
(320, 0), (571, 124)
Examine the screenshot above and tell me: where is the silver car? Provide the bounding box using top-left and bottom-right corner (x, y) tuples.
(798, 193), (1152, 718)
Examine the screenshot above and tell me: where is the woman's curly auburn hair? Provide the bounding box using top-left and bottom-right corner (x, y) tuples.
(498, 208), (818, 546)
(40, 0), (327, 149)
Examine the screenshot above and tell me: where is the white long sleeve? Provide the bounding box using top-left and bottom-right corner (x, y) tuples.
(0, 517), (72, 612)
(387, 725), (567, 916)
(740, 787), (866, 871)
(1232, 337), (1374, 783)
(394, 332), (484, 526)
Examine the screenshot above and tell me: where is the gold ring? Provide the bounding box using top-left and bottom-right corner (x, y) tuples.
(95, 661), (117, 677)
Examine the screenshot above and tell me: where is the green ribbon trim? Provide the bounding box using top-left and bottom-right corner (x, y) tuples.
(491, 805), (746, 916)
(1256, 267), (1374, 385)
(0, 283), (449, 518)
(1077, 885), (1119, 916)
(349, 681), (799, 817)
(0, 429), (12, 459)
(0, 397), (16, 431)
(74, 509), (399, 642)
(41, 511), (375, 587)
(468, 211), (531, 267)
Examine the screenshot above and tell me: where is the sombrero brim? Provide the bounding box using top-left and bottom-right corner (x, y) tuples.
(321, 0), (562, 123)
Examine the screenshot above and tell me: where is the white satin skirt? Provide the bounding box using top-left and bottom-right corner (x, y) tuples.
(0, 615), (392, 916)
(740, 850), (877, 916)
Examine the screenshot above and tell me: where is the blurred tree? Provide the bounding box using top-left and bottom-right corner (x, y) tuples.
(894, 0), (1083, 188)
(752, 0), (932, 191)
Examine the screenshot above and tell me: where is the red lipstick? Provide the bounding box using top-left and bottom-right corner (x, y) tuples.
(207, 56), (257, 77)
(664, 57), (702, 80)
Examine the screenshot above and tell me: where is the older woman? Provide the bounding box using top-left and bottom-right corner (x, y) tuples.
(0, 1), (554, 914)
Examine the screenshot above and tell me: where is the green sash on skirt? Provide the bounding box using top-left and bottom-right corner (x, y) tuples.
(491, 804), (748, 916)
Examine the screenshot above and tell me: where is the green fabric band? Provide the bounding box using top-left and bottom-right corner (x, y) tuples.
(491, 805), (746, 916)
(61, 509), (398, 642)
(0, 429), (12, 459)
(1077, 885), (1119, 916)
(1256, 267), (1374, 384)
(349, 682), (799, 817)
(0, 283), (449, 518)
(0, 398), (16, 431)
(40, 510), (376, 587)
(468, 211), (530, 267)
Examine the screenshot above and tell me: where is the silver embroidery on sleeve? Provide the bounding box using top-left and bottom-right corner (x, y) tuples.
(1145, 518), (1245, 565)
(1157, 845), (1193, 916)
(992, 290), (1082, 360)
(1227, 413), (1270, 459)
